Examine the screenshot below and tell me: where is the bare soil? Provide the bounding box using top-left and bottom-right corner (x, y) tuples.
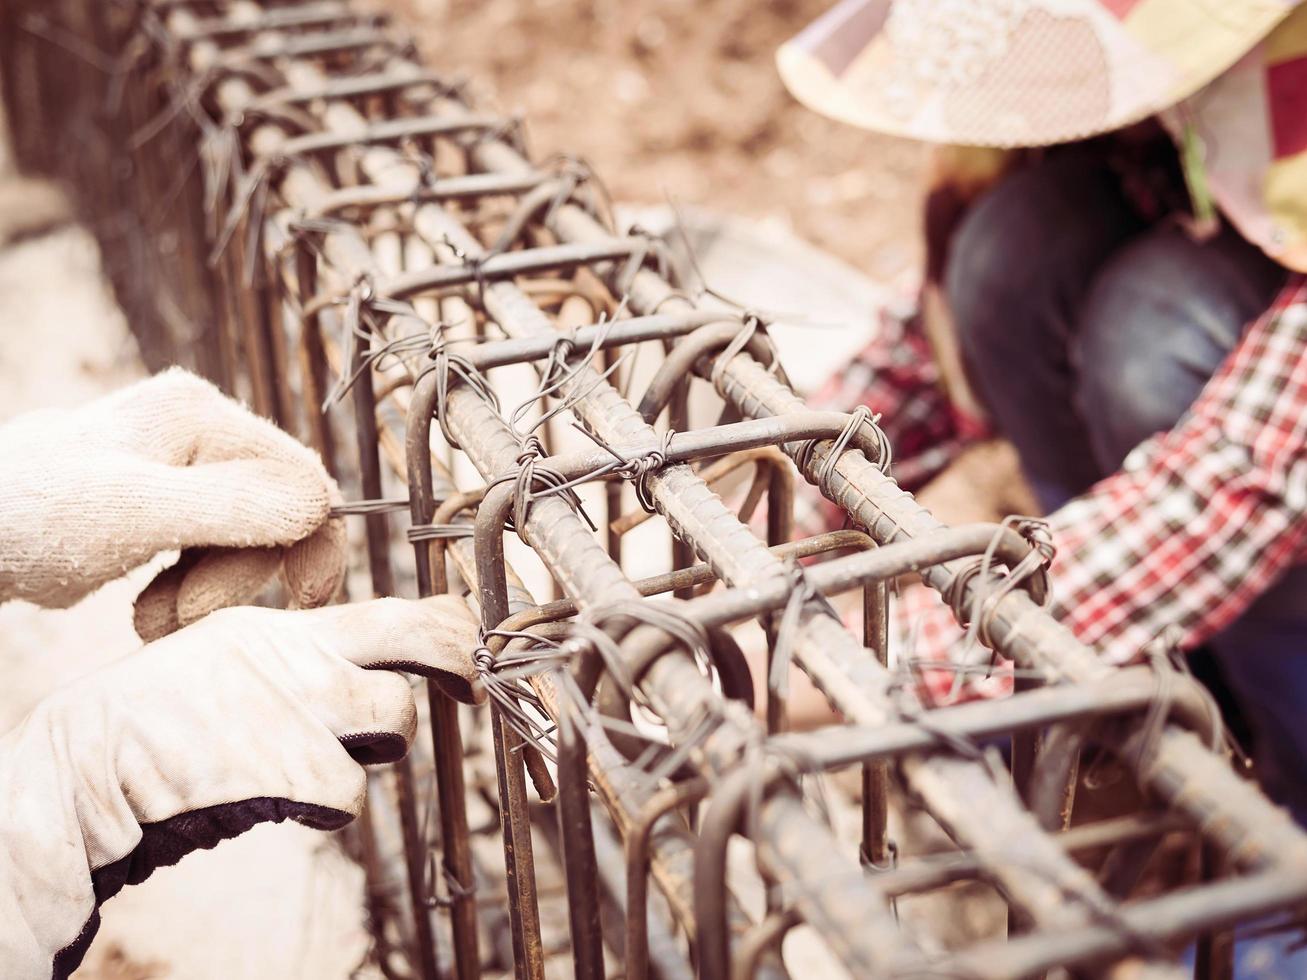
(395, 0), (928, 281)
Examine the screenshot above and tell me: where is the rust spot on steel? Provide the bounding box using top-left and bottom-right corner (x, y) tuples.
(6, 1), (1307, 977)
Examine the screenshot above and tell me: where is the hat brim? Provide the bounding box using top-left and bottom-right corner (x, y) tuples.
(778, 0), (1297, 147)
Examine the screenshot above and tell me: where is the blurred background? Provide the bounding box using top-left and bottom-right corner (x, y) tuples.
(398, 0), (927, 280)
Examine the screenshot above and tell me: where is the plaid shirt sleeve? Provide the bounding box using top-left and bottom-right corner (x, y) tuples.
(894, 276), (1307, 695)
(1047, 276), (1307, 663)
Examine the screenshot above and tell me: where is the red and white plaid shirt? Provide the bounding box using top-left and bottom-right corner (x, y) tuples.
(805, 277), (1307, 703)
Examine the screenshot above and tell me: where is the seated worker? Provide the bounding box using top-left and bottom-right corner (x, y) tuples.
(0, 370), (481, 979)
(782, 0), (1307, 821)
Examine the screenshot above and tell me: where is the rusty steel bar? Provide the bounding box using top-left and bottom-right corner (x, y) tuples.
(433, 102), (1193, 980)
(763, 668), (1216, 772)
(873, 812), (1187, 899)
(172, 3), (364, 42)
(14, 1), (1307, 977)
(491, 529), (873, 644)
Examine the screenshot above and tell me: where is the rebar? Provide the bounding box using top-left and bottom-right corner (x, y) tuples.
(5, 2), (1307, 977)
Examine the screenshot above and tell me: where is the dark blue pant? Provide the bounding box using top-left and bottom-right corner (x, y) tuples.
(945, 153), (1307, 823)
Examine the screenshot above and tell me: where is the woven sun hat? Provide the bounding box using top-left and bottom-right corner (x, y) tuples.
(777, 0), (1302, 147)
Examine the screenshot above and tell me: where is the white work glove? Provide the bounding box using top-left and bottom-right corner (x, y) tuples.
(0, 595), (481, 980)
(0, 368), (347, 640)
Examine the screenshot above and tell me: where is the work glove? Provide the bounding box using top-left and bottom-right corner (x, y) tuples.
(0, 368), (346, 640)
(0, 595), (481, 980)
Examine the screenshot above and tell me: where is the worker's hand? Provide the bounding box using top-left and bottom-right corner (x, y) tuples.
(0, 595), (481, 980)
(0, 368), (346, 640)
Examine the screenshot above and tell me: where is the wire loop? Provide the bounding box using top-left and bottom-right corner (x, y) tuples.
(795, 406), (893, 497)
(767, 559), (840, 702)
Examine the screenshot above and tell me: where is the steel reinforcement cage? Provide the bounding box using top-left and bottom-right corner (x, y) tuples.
(4, 2), (1307, 978)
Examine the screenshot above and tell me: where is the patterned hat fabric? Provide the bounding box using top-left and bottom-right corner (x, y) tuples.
(779, 0), (1307, 271)
(778, 0), (1299, 148)
(1170, 6), (1307, 271)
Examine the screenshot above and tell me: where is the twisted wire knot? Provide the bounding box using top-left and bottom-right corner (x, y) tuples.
(614, 428), (674, 513)
(516, 434), (545, 466)
(540, 329), (578, 388)
(470, 627), (564, 761)
(504, 436), (596, 543)
(422, 344), (500, 449)
(795, 406), (893, 498)
(942, 516), (1060, 699)
(710, 312), (767, 390)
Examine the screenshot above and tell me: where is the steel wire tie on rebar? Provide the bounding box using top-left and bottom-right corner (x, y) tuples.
(472, 627), (566, 761)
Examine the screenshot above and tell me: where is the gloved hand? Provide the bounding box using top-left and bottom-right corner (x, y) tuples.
(0, 368), (347, 640)
(0, 595), (481, 980)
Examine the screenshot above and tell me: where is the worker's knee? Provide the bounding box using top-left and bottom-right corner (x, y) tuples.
(945, 155), (1138, 382)
(1075, 225), (1283, 470)
(945, 165), (1059, 362)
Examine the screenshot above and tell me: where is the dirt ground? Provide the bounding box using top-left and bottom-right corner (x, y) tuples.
(397, 0), (929, 282)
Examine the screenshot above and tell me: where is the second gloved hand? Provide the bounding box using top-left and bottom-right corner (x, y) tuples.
(0, 594), (481, 980)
